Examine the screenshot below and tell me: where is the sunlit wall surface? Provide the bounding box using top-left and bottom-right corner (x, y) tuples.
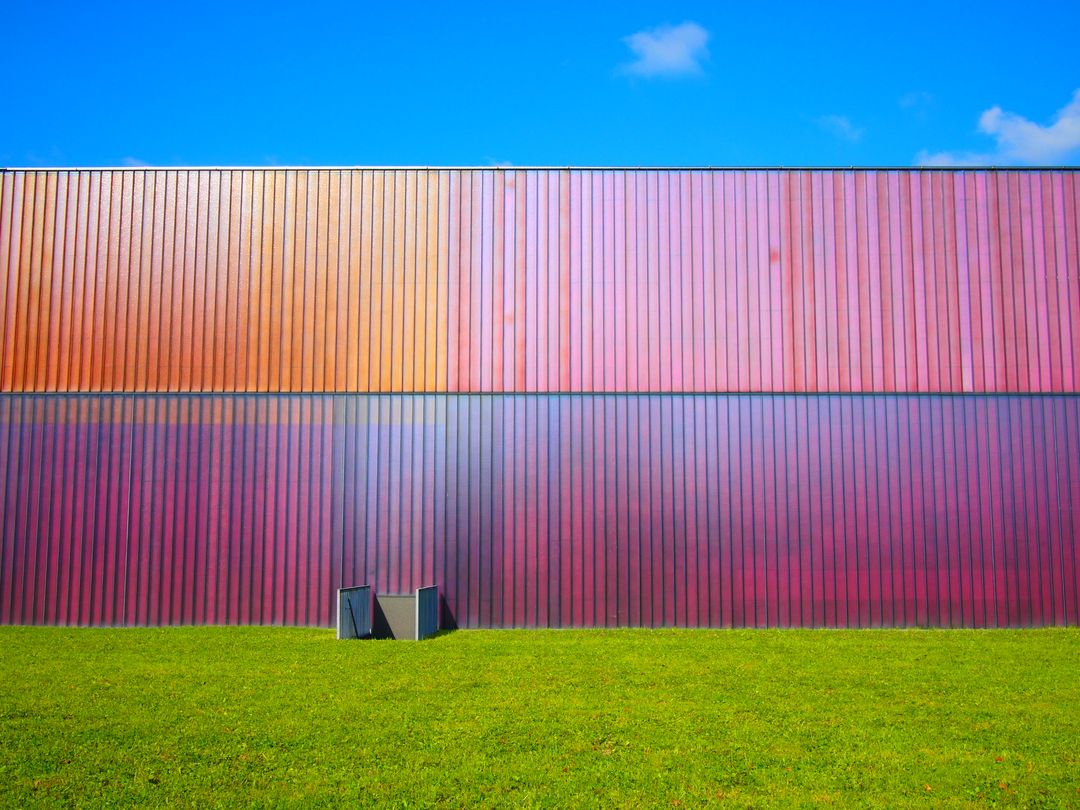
(1, 169), (1077, 627)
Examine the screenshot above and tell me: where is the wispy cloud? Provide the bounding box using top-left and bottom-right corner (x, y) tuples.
(899, 91), (934, 121)
(620, 22), (709, 78)
(899, 91), (934, 110)
(915, 150), (992, 167)
(816, 115), (864, 143)
(916, 89), (1080, 166)
(121, 156), (150, 167)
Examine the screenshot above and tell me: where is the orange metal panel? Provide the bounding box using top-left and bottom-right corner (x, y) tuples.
(0, 173), (14, 388)
(111, 171), (130, 390)
(68, 172), (89, 390)
(558, 170), (571, 391)
(12, 172), (40, 390)
(204, 171), (223, 392)
(445, 171), (460, 392)
(178, 171), (198, 391)
(53, 172), (76, 390)
(219, 170), (238, 389)
(163, 170), (183, 391)
(436, 170), (450, 392)
(375, 170), (391, 391)
(401, 170), (417, 392)
(38, 173), (61, 390)
(37, 172), (60, 392)
(341, 171), (358, 391)
(6, 173), (27, 387)
(414, 169), (429, 392)
(86, 171), (108, 390)
(121, 171), (143, 392)
(423, 171), (440, 392)
(252, 169), (272, 390)
(279, 170), (296, 391)
(391, 170), (407, 393)
(267, 171), (285, 392)
(190, 171), (209, 390)
(356, 170), (373, 390)
(296, 170), (314, 391)
(247, 170), (267, 390)
(139, 172), (161, 391)
(331, 170), (348, 392)
(313, 170), (329, 391)
(105, 170), (126, 390)
(234, 170), (253, 392)
(423, 168), (438, 391)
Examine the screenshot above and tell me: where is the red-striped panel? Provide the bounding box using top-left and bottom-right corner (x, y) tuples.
(1, 393), (1077, 628)
(1, 169), (1078, 393)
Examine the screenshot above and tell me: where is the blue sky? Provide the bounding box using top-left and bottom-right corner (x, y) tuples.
(2, 0), (1079, 167)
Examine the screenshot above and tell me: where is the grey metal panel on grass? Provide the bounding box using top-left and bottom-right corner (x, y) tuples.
(416, 586), (439, 640)
(337, 586), (373, 639)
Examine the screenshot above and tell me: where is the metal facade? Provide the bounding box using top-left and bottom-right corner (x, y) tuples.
(2, 169), (1079, 394)
(1, 394), (1076, 628)
(0, 167), (1077, 629)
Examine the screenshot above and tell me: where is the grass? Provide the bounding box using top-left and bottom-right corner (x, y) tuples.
(1, 627), (1078, 808)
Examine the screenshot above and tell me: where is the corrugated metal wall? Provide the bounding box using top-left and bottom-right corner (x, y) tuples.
(1, 394), (1077, 629)
(2, 169), (1079, 394)
(1, 168), (1077, 629)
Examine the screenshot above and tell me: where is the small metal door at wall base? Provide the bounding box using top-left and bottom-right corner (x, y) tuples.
(337, 586), (374, 639)
(416, 586), (439, 640)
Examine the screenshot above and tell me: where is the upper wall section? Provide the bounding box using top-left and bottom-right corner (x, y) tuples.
(1, 168), (1078, 394)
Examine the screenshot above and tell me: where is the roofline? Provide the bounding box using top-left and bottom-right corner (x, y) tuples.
(2, 165), (1079, 172)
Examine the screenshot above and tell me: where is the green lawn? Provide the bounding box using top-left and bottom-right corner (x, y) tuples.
(1, 627), (1078, 808)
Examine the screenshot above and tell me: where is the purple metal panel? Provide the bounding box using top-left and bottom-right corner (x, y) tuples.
(0, 393), (1077, 629)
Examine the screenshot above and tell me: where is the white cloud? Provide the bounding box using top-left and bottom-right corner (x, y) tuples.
(620, 22), (709, 78)
(916, 89), (1080, 166)
(914, 150), (992, 167)
(816, 115), (864, 143)
(979, 90), (1080, 163)
(121, 156), (149, 167)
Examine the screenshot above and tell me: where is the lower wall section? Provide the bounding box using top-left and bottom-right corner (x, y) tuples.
(1, 394), (1077, 629)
